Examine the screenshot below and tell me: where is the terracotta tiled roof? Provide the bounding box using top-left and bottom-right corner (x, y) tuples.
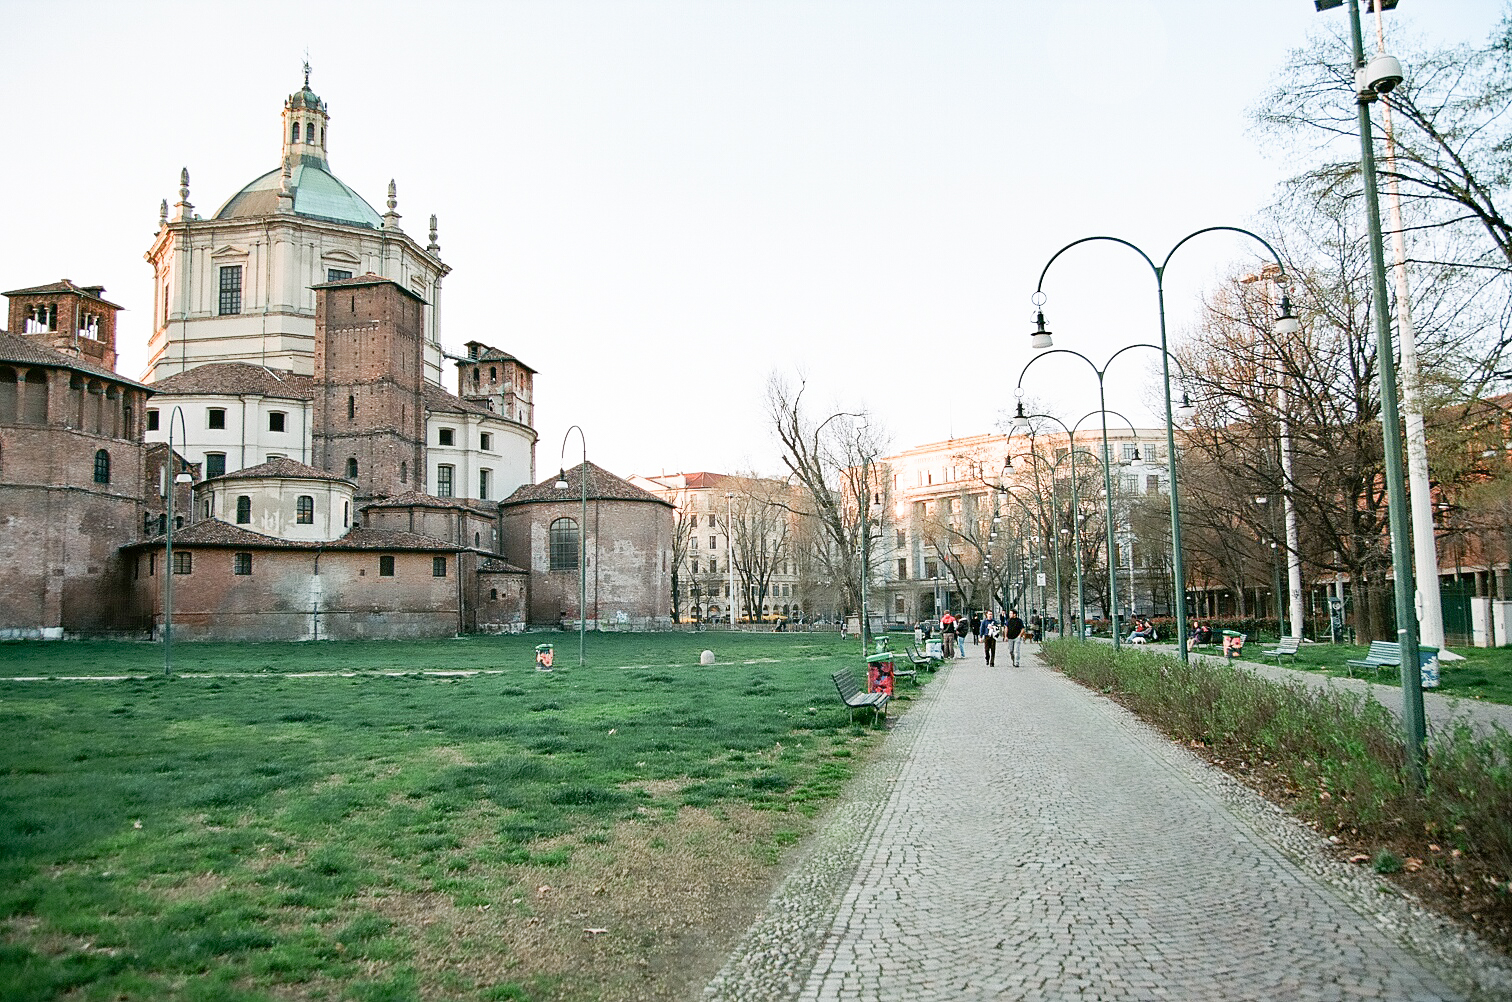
(0, 330), (147, 388)
(3, 279), (124, 310)
(502, 461), (674, 507)
(202, 457), (351, 485)
(362, 490), (496, 513)
(126, 520), (461, 552)
(148, 362), (316, 399)
(461, 341), (537, 374)
(310, 272), (428, 303)
(478, 556), (529, 574)
(422, 383), (498, 419)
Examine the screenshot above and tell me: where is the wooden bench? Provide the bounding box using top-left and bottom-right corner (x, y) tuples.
(906, 643), (940, 671)
(1262, 636), (1302, 664)
(1346, 641), (1440, 679)
(832, 670), (889, 726)
(1346, 641), (1403, 678)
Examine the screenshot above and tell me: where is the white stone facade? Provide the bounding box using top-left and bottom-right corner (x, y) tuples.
(142, 78), (450, 386)
(137, 76), (538, 505)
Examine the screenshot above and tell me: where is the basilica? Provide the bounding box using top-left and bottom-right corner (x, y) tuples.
(0, 75), (673, 640)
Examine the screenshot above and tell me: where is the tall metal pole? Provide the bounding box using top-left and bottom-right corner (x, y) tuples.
(1374, 2), (1445, 656)
(864, 453), (876, 649)
(1152, 283), (1190, 655)
(162, 407), (188, 677)
(1343, 0), (1427, 780)
(164, 419), (176, 677)
(727, 492), (737, 629)
(1097, 394), (1122, 650)
(580, 461), (587, 664)
(557, 425), (588, 666)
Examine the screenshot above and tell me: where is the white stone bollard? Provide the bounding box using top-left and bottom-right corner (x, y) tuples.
(700, 650), (716, 665)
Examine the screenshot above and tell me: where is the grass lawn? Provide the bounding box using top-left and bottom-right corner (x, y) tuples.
(1144, 640), (1512, 705)
(0, 632), (910, 1001)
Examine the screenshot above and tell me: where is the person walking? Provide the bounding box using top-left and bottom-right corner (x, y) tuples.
(982, 614), (998, 667)
(1002, 608), (1026, 667)
(969, 612), (982, 646)
(955, 615), (971, 658)
(940, 611), (956, 659)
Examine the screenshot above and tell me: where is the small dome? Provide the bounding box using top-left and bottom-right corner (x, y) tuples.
(213, 162), (383, 229)
(287, 85), (325, 112)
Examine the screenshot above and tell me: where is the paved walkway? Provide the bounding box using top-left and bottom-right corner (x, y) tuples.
(707, 642), (1512, 1001)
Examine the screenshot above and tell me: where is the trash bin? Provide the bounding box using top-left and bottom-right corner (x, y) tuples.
(874, 636), (891, 654)
(926, 637), (943, 660)
(866, 651), (895, 697)
(535, 643), (554, 671)
(1221, 630), (1244, 661)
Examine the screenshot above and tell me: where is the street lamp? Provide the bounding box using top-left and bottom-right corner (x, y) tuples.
(554, 425), (588, 666)
(1009, 375), (1147, 650)
(1032, 225), (1290, 661)
(1008, 408), (1126, 642)
(162, 406), (192, 677)
(1314, 0), (1427, 785)
(990, 463), (1065, 639)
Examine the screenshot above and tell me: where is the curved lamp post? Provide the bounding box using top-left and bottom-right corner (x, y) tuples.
(1032, 227), (1294, 661)
(1009, 394), (1147, 649)
(991, 478), (1061, 635)
(554, 425), (588, 666)
(162, 406), (193, 677)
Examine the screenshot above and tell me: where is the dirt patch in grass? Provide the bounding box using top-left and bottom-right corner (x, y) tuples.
(618, 778), (688, 799)
(368, 805), (800, 1001)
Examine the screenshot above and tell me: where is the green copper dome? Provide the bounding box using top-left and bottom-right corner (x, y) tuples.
(213, 162), (383, 229)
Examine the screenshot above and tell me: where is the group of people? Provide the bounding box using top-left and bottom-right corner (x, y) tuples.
(923, 609), (1030, 668)
(1126, 616), (1158, 643)
(1186, 619), (1215, 651)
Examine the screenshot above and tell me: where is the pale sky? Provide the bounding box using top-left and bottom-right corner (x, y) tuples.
(2, 1), (1502, 479)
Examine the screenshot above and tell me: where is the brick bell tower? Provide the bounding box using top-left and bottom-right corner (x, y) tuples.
(311, 274), (427, 500)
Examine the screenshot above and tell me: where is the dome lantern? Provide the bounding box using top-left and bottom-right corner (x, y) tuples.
(281, 62), (330, 169)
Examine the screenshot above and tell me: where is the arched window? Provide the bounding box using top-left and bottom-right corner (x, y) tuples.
(320, 126), (325, 144)
(236, 495), (252, 524)
(296, 495), (314, 524)
(305, 122), (315, 143)
(347, 395), (355, 420)
(549, 518), (579, 571)
(399, 461), (408, 483)
(93, 449), (110, 484)
(346, 457), (358, 479)
(291, 122), (300, 143)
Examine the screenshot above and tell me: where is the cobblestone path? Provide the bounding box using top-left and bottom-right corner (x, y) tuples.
(709, 644), (1503, 1001)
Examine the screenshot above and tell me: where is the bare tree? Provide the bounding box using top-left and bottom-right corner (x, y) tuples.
(721, 474), (794, 622)
(767, 375), (889, 633)
(1255, 14), (1512, 272)
(668, 502), (695, 623)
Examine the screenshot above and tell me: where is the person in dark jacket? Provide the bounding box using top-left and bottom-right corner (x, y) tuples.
(969, 612), (982, 645)
(1002, 610), (1026, 667)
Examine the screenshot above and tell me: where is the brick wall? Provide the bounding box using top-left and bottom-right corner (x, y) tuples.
(312, 282), (427, 498)
(129, 546), (461, 641)
(6, 289), (119, 372)
(500, 498), (672, 628)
